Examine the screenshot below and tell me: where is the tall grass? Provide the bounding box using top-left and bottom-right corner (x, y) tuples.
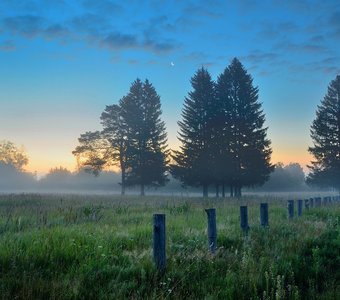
(0, 193), (339, 299)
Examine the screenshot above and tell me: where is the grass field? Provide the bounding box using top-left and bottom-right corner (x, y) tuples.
(0, 193), (339, 299)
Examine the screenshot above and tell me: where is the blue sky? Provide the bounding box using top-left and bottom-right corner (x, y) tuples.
(0, 0), (339, 175)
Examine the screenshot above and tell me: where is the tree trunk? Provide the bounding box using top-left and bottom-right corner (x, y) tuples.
(121, 170), (126, 196)
(235, 186), (242, 197)
(215, 184), (219, 198)
(203, 184), (208, 197)
(230, 185), (234, 197)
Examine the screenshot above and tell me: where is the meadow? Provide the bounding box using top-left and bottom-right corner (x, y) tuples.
(0, 193), (339, 299)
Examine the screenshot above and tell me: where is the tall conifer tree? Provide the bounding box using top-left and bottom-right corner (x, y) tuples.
(121, 79), (169, 195)
(171, 67), (216, 196)
(307, 75), (340, 191)
(216, 58), (273, 196)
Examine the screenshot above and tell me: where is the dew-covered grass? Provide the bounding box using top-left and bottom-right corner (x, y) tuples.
(0, 193), (339, 299)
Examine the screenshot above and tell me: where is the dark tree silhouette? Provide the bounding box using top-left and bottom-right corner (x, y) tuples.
(121, 79), (169, 196)
(73, 105), (128, 195)
(101, 104), (128, 195)
(307, 75), (340, 191)
(74, 79), (169, 196)
(216, 58), (273, 196)
(171, 67), (216, 197)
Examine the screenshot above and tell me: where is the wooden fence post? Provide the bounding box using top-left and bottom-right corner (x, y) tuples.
(288, 200), (294, 219)
(323, 197), (328, 206)
(304, 199), (309, 209)
(297, 199), (303, 216)
(309, 198), (314, 208)
(153, 214), (166, 272)
(205, 208), (217, 253)
(315, 197), (321, 207)
(260, 203), (269, 227)
(240, 206), (249, 233)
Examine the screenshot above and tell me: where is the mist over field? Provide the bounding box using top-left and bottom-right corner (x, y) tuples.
(0, 161), (326, 196)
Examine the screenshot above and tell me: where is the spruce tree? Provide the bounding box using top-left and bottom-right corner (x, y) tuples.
(120, 79), (169, 195)
(171, 67), (216, 197)
(307, 75), (340, 191)
(217, 58), (273, 196)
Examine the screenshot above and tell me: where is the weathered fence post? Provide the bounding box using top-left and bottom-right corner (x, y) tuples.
(260, 203), (269, 227)
(309, 198), (314, 208)
(288, 200), (294, 219)
(323, 197), (328, 206)
(240, 206), (249, 233)
(315, 197), (321, 207)
(304, 199), (309, 209)
(297, 199), (303, 216)
(205, 208), (217, 253)
(153, 214), (166, 272)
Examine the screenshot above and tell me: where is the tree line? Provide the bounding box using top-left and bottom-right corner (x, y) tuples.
(73, 60), (340, 196)
(0, 157), (308, 193)
(1, 60), (338, 196)
(73, 58), (273, 197)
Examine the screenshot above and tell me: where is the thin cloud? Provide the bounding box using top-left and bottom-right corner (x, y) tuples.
(329, 10), (340, 28)
(2, 15), (69, 41)
(71, 13), (109, 35)
(101, 32), (138, 49)
(81, 0), (123, 15)
(183, 4), (222, 19)
(0, 5), (179, 55)
(3, 15), (44, 38)
(257, 21), (299, 40)
(0, 40), (15, 51)
(242, 51), (279, 64)
(143, 38), (177, 53)
(274, 40), (329, 55)
(329, 11), (340, 39)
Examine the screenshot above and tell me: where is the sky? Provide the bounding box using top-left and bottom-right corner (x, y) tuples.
(0, 0), (339, 176)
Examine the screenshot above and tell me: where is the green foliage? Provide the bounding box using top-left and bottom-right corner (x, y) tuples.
(171, 67), (216, 196)
(0, 140), (29, 171)
(0, 194), (339, 299)
(216, 58), (273, 196)
(308, 75), (340, 191)
(121, 79), (169, 194)
(172, 59), (273, 197)
(73, 79), (169, 196)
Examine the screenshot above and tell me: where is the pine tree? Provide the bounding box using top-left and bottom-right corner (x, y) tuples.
(171, 67), (216, 197)
(217, 58), (273, 196)
(307, 75), (340, 191)
(120, 79), (169, 195)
